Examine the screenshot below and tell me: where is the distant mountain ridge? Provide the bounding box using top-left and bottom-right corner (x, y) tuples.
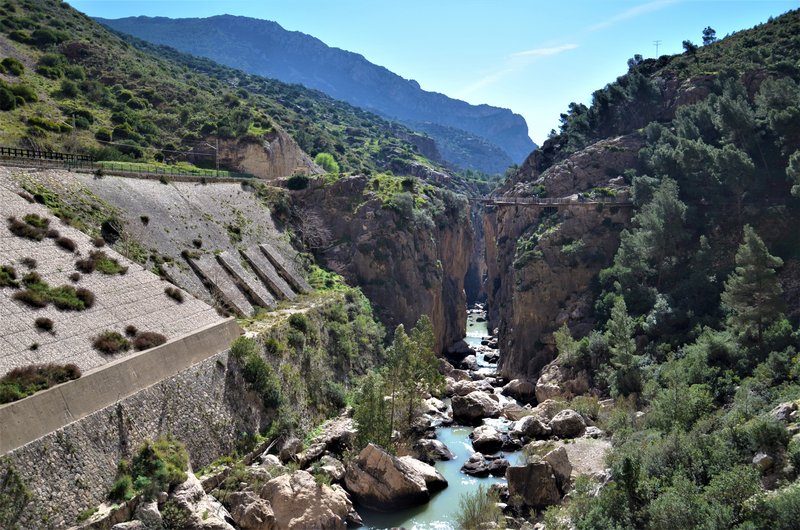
(97, 14), (537, 173)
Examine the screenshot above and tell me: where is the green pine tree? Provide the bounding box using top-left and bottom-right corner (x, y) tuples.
(606, 296), (642, 397)
(721, 225), (785, 342)
(352, 371), (391, 450)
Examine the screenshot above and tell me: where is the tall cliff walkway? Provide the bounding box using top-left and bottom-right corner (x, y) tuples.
(478, 195), (633, 207)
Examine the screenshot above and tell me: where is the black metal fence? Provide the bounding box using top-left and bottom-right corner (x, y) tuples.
(0, 146), (255, 180)
(0, 146), (95, 167)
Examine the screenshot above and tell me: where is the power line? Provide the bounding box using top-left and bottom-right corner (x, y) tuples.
(93, 138), (214, 156)
(653, 40), (662, 57)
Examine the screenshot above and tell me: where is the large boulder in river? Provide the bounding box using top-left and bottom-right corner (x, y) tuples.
(461, 452), (490, 477)
(452, 379), (494, 397)
(413, 438), (455, 464)
(511, 415), (552, 440)
(502, 379), (537, 403)
(460, 354), (480, 371)
(502, 402), (533, 421)
(344, 444), (446, 511)
(452, 391), (501, 425)
(398, 456), (448, 493)
(471, 425), (503, 453)
(549, 409), (586, 438)
(506, 461), (562, 510)
(260, 470), (352, 529)
(487, 456), (510, 477)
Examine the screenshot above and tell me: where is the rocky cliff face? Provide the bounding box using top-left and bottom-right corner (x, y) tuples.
(211, 126), (321, 180)
(296, 176), (472, 352)
(485, 135), (643, 379)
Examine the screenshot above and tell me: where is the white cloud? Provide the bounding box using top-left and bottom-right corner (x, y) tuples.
(458, 43), (578, 98)
(588, 0), (681, 32)
(511, 43), (579, 57)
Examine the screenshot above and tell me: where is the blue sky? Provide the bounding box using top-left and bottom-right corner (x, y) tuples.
(71, 1), (799, 144)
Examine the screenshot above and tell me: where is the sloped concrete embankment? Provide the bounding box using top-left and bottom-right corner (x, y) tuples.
(0, 319), (271, 530)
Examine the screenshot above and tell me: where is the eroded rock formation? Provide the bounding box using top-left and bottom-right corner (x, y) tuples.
(296, 176), (472, 352)
(484, 135), (642, 379)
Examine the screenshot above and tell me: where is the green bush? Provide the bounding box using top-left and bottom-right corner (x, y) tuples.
(9, 83), (37, 103)
(314, 152), (340, 174)
(288, 313), (309, 334)
(59, 78), (79, 98)
(242, 355), (282, 408)
(8, 215), (48, 240)
(229, 336), (260, 361)
(108, 475), (133, 502)
(0, 86), (16, 111)
(92, 331), (130, 354)
(94, 128), (112, 142)
(129, 437), (189, 499)
(30, 28), (68, 48)
(1, 57), (24, 76)
(161, 500), (192, 529)
(0, 265), (18, 288)
(76, 251), (127, 275)
(27, 115), (68, 132)
(0, 363), (81, 404)
(455, 484), (505, 530)
(286, 173), (310, 190)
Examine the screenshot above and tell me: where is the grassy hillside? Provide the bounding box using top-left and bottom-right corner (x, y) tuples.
(97, 14), (536, 172)
(534, 10), (800, 530)
(0, 0), (440, 176)
(530, 9), (800, 175)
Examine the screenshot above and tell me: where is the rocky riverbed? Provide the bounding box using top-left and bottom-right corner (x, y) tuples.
(85, 308), (611, 530)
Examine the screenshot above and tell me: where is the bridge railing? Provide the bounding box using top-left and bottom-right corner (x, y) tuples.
(481, 195), (631, 206)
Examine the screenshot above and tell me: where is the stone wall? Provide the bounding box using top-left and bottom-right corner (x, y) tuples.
(0, 345), (270, 530)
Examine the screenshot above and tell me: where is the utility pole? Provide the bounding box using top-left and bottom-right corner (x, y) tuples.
(653, 40), (662, 57)
(215, 137), (219, 177)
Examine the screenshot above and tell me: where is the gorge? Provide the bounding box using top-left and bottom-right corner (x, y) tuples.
(1, 2), (800, 530)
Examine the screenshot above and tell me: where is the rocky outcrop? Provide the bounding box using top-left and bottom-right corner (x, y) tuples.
(171, 473), (236, 530)
(121, 474), (236, 530)
(549, 409), (587, 439)
(511, 415), (552, 440)
(502, 379), (537, 403)
(535, 361), (590, 403)
(506, 461), (562, 510)
(259, 471), (352, 530)
(485, 135), (641, 379)
(452, 391), (501, 425)
(343, 444), (447, 511)
(229, 491), (275, 530)
(298, 176), (472, 352)
(211, 126), (321, 180)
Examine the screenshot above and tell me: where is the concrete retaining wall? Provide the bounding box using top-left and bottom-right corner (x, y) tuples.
(0, 316), (276, 529)
(0, 318), (241, 455)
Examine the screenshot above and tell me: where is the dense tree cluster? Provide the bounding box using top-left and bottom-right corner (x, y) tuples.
(353, 316), (443, 452)
(544, 13), (800, 529)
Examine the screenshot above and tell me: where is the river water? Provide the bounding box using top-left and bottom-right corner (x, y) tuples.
(360, 310), (523, 530)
